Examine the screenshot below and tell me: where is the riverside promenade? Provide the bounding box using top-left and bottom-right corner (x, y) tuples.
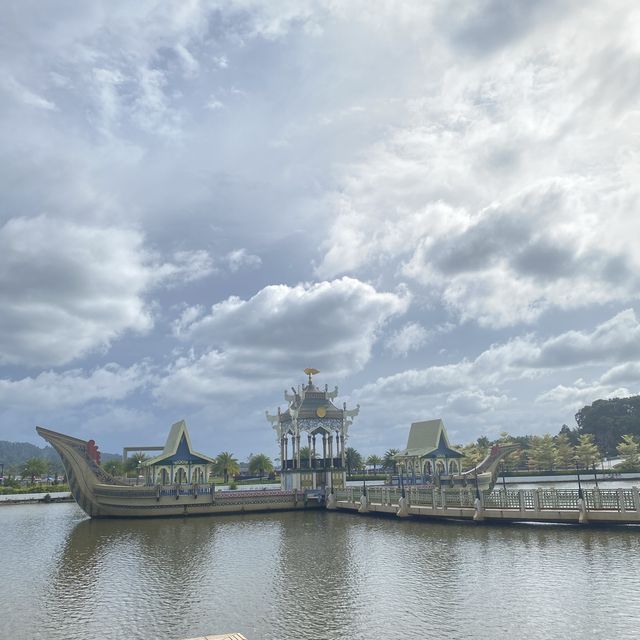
(330, 485), (640, 525)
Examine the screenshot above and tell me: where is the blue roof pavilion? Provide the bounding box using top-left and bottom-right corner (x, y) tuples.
(141, 420), (216, 485)
(395, 419), (463, 478)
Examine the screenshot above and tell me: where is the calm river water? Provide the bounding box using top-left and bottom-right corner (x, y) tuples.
(2, 502), (640, 640)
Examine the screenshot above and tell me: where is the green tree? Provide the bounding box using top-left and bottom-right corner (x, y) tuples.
(47, 459), (63, 484)
(558, 424), (578, 446)
(23, 457), (48, 484)
(124, 452), (149, 476)
(383, 449), (399, 473)
(102, 459), (125, 477)
(298, 446), (318, 465)
(366, 454), (383, 474)
(215, 452), (240, 483)
(528, 434), (556, 471)
(461, 442), (487, 471)
(497, 432), (523, 471)
(554, 432), (574, 469)
(248, 453), (273, 479)
(344, 447), (363, 477)
(575, 395), (640, 456)
(617, 434), (640, 471)
(574, 434), (600, 468)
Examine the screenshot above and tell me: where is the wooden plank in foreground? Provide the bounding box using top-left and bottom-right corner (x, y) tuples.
(182, 634), (247, 640)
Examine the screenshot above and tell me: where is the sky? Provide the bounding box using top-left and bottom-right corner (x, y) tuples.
(1, 0), (640, 461)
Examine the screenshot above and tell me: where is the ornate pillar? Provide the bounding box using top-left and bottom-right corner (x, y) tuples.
(284, 436), (289, 471)
(307, 433), (312, 468)
(292, 434), (297, 470)
(280, 436), (285, 472)
(322, 434), (327, 468)
(328, 435), (334, 467)
(296, 433), (301, 469)
(312, 434), (317, 463)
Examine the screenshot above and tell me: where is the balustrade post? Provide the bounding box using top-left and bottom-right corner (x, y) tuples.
(633, 487), (640, 512)
(618, 488), (627, 513)
(532, 489), (541, 512)
(518, 490), (526, 512)
(593, 488), (602, 510)
(432, 488), (437, 509)
(441, 487), (446, 509)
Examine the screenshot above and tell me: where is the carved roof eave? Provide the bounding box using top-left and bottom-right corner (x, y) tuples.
(344, 404), (360, 418)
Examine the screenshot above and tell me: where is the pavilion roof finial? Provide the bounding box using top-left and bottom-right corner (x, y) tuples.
(303, 367), (319, 387)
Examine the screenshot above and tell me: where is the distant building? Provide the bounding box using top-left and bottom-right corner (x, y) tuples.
(395, 419), (463, 480)
(141, 420), (216, 485)
(266, 369), (359, 491)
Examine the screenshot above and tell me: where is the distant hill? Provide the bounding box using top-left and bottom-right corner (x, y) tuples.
(0, 440), (120, 471)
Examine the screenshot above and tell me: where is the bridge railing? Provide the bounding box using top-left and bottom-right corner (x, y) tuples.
(335, 486), (640, 513)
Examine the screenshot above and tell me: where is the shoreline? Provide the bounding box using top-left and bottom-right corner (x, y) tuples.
(0, 491), (73, 506)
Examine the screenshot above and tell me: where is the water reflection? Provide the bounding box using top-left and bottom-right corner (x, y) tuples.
(3, 503), (640, 640)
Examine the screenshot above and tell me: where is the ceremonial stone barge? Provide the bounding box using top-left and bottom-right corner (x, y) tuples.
(35, 420), (320, 519)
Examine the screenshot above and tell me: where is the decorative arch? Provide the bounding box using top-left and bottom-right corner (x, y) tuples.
(192, 467), (203, 483)
(436, 460), (445, 475)
(159, 468), (169, 484)
(423, 460), (432, 475)
(449, 460), (459, 474)
(175, 467), (187, 484)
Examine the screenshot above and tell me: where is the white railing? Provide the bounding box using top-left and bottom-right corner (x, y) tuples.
(334, 487), (640, 513)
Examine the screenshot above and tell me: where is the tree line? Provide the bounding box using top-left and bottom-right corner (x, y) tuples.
(1, 456), (65, 487)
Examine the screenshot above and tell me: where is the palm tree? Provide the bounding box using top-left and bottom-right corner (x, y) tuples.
(248, 453), (274, 479)
(215, 452), (240, 483)
(23, 457), (48, 484)
(102, 459), (125, 477)
(383, 449), (399, 473)
(366, 454), (383, 474)
(344, 447), (363, 478)
(124, 452), (149, 477)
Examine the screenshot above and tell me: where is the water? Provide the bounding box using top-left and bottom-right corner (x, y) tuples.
(1, 502), (640, 640)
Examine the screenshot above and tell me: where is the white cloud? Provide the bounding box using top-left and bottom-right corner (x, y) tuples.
(0, 216), (213, 367)
(600, 362), (640, 386)
(157, 277), (409, 403)
(224, 248), (262, 272)
(174, 43), (199, 77)
(206, 96), (224, 110)
(528, 309), (640, 368)
(385, 321), (454, 357)
(537, 381), (633, 409)
(314, 3), (640, 327)
(0, 72), (57, 111)
(444, 389), (510, 416)
(385, 321), (430, 357)
(0, 363), (150, 410)
(156, 250), (216, 286)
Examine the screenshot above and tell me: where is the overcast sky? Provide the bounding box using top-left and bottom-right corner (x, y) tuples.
(1, 1), (639, 460)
